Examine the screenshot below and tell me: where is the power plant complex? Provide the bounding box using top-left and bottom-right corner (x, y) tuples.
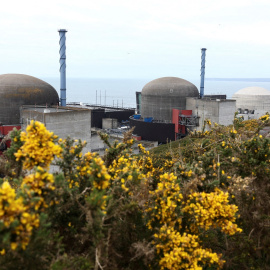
(131, 75), (236, 143)
(132, 49), (235, 143)
(1, 31), (270, 151)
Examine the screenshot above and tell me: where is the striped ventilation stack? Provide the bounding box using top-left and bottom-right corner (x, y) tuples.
(200, 48), (207, 98)
(58, 29), (67, 106)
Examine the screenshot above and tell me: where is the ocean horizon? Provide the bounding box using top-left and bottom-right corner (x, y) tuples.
(42, 77), (270, 108)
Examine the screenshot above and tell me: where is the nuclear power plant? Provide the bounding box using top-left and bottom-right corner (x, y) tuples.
(1, 31), (270, 151)
(131, 76), (236, 143)
(0, 30), (134, 153)
(131, 49), (237, 143)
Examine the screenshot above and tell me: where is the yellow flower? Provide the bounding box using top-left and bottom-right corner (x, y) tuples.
(14, 121), (62, 169)
(11, 242), (18, 250)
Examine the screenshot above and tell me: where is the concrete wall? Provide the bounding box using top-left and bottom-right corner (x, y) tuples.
(233, 95), (270, 119)
(218, 100), (236, 126)
(45, 111), (91, 152)
(233, 95), (270, 114)
(186, 98), (218, 130)
(186, 98), (236, 131)
(21, 107), (91, 152)
(102, 118), (118, 129)
(141, 94), (186, 121)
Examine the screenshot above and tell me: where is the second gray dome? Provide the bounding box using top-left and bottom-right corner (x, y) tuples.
(0, 74), (59, 125)
(141, 77), (199, 121)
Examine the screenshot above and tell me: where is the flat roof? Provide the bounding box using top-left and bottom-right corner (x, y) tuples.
(21, 105), (90, 113)
(67, 102), (135, 112)
(21, 104), (135, 114)
(186, 97), (236, 102)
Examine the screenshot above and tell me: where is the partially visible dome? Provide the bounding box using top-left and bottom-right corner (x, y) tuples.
(0, 74), (59, 125)
(141, 77), (199, 121)
(232, 86), (270, 117)
(233, 86), (270, 96)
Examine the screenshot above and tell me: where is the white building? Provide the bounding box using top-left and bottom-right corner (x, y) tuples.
(232, 87), (270, 119)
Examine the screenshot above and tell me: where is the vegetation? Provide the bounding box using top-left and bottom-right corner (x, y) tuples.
(0, 114), (270, 269)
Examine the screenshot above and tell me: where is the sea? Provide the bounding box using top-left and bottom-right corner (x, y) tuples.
(42, 77), (270, 109)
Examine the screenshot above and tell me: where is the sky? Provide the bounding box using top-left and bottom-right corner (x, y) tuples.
(1, 0), (270, 79)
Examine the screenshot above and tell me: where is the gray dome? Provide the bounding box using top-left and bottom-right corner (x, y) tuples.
(142, 77), (199, 96)
(0, 74), (59, 125)
(141, 77), (199, 121)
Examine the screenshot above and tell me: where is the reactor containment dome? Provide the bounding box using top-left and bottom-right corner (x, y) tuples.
(141, 77), (199, 121)
(232, 86), (270, 116)
(0, 74), (59, 125)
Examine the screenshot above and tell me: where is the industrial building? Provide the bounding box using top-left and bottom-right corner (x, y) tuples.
(1, 30), (269, 149)
(130, 49), (239, 143)
(21, 106), (92, 153)
(0, 74), (134, 153)
(132, 80), (270, 143)
(140, 77), (199, 121)
(232, 86), (270, 119)
(0, 73), (61, 153)
(186, 97), (236, 128)
(0, 30), (134, 154)
(87, 105), (135, 129)
(0, 74), (59, 125)
(131, 76), (199, 143)
(131, 76), (236, 143)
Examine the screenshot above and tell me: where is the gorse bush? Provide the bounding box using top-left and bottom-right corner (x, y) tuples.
(0, 117), (269, 269)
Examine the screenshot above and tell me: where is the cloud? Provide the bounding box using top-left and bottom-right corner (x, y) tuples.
(1, 0), (270, 77)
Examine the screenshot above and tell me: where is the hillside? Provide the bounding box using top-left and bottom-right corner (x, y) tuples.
(0, 116), (270, 269)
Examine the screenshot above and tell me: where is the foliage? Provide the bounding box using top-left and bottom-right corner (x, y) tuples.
(14, 120), (62, 170)
(0, 116), (270, 269)
(148, 114), (270, 269)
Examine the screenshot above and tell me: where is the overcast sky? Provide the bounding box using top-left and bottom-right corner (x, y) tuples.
(1, 0), (270, 79)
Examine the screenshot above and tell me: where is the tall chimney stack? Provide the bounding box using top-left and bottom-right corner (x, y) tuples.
(58, 29), (67, 106)
(200, 48), (207, 98)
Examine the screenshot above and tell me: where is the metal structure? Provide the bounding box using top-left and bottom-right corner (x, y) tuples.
(136, 91), (142, 114)
(179, 114), (198, 127)
(200, 48), (207, 98)
(58, 29), (67, 106)
(177, 113), (198, 138)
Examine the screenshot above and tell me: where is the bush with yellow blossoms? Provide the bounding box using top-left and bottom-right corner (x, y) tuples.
(150, 114), (270, 269)
(0, 181), (39, 253)
(1, 118), (267, 270)
(14, 120), (62, 170)
(144, 171), (240, 269)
